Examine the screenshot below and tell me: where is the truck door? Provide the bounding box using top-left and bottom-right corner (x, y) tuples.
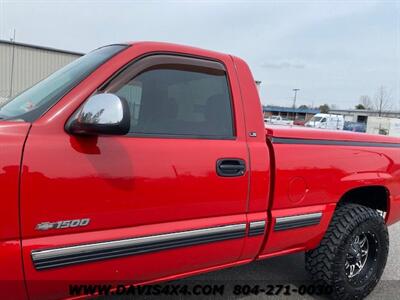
(21, 54), (249, 299)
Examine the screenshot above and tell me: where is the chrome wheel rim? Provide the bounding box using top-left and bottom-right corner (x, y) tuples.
(345, 233), (369, 278)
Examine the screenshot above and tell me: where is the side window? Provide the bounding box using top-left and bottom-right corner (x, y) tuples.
(114, 83), (142, 127)
(106, 55), (234, 138)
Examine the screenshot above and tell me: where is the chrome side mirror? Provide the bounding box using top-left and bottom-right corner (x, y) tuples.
(66, 93), (130, 135)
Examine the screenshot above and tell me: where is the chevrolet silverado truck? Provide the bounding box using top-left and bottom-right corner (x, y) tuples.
(1, 42), (399, 300)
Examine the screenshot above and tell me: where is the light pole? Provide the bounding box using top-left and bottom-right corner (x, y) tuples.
(292, 88), (300, 109)
(9, 29), (16, 99)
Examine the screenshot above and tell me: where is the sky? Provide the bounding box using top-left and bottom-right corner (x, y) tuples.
(0, 0), (399, 109)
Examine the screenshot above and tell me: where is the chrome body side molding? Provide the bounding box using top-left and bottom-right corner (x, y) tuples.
(32, 223), (246, 270)
(274, 212), (322, 231)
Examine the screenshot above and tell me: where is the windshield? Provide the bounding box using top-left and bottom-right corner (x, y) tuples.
(0, 44), (127, 122)
(310, 116), (323, 122)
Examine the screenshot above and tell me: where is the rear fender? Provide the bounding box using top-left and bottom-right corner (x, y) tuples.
(340, 172), (400, 225)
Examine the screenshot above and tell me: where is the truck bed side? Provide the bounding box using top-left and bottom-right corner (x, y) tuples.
(258, 126), (400, 257)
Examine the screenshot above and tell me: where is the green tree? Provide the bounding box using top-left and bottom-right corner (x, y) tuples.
(355, 104), (365, 110)
(319, 104), (330, 113)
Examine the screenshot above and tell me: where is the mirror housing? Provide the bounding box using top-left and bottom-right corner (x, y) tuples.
(66, 93), (130, 136)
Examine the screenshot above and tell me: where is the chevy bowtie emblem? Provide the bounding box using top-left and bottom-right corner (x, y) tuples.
(35, 222), (55, 231)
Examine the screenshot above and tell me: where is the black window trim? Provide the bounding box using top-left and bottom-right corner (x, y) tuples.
(96, 52), (237, 141)
(124, 133), (235, 141)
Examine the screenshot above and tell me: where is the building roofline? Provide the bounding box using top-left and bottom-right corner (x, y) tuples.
(329, 108), (400, 115)
(263, 105), (320, 114)
(0, 39), (84, 56)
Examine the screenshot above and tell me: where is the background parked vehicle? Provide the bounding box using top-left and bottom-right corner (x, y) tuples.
(343, 121), (367, 133)
(305, 113), (344, 130)
(293, 119), (307, 126)
(264, 115), (294, 126)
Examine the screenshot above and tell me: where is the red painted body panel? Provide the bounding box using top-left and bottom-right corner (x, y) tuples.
(0, 122), (30, 300)
(0, 42), (398, 300)
(266, 126), (400, 225)
(259, 204), (336, 256)
(20, 42), (252, 300)
(231, 56), (271, 214)
(23, 215), (246, 300)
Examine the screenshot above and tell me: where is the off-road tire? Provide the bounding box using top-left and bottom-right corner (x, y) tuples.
(305, 204), (389, 299)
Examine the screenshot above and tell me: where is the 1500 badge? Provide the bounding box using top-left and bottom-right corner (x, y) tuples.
(35, 218), (90, 230)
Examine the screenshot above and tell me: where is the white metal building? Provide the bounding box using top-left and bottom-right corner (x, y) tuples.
(366, 117), (400, 137)
(0, 40), (83, 103)
(329, 108), (400, 123)
(329, 108), (400, 136)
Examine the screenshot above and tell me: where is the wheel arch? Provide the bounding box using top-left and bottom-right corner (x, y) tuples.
(338, 185), (389, 215)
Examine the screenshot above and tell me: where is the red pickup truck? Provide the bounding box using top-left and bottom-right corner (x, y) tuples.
(1, 42), (399, 300)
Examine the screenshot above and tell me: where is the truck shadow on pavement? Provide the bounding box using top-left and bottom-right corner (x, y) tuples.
(182, 252), (326, 299)
(102, 253), (329, 299)
(101, 251), (394, 299)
